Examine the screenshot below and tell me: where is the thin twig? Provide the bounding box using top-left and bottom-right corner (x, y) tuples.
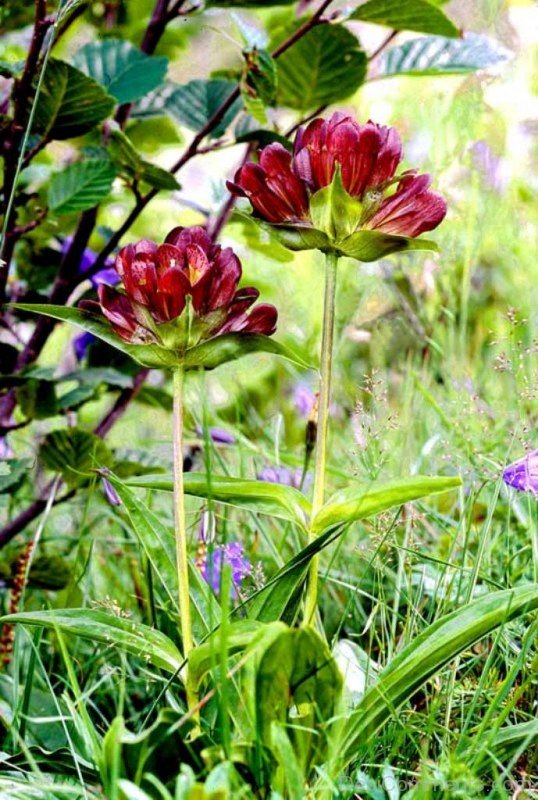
(367, 30), (398, 62)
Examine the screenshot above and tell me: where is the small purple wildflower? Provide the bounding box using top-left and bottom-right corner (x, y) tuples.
(470, 140), (507, 193)
(61, 238), (118, 288)
(102, 477), (121, 506)
(202, 541), (251, 598)
(196, 427), (236, 445)
(502, 450), (538, 497)
(293, 382), (316, 418)
(73, 331), (96, 362)
(257, 465), (311, 491)
(0, 436), (13, 459)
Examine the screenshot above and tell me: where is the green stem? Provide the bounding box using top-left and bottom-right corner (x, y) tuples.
(303, 251), (338, 626)
(172, 367), (197, 711)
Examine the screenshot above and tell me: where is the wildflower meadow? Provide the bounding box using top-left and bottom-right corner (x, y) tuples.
(0, 0), (536, 798)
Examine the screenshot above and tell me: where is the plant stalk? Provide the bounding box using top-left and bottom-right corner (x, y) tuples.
(172, 367), (197, 711)
(303, 251), (338, 626)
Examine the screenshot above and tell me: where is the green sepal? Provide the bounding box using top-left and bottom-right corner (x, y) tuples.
(309, 166), (363, 240)
(336, 230), (440, 262)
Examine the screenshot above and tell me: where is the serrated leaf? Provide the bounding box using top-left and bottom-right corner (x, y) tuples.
(108, 129), (180, 190)
(139, 162), (180, 191)
(39, 428), (113, 486)
(0, 609), (183, 675)
(349, 0), (459, 37)
(125, 472), (310, 527)
(159, 79), (243, 138)
(73, 39), (169, 104)
(274, 24), (367, 111)
(379, 32), (510, 78)
(32, 59), (115, 140)
(48, 159), (116, 215)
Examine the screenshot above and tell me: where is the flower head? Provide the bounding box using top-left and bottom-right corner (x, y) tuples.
(502, 450), (538, 497)
(97, 226), (277, 346)
(202, 541), (252, 598)
(228, 112), (446, 259)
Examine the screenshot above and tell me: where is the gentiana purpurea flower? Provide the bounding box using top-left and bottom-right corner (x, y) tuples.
(502, 450), (538, 497)
(202, 541), (252, 598)
(97, 226), (277, 347)
(228, 113), (447, 259)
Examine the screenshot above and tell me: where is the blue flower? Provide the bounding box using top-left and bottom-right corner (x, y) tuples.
(502, 450), (538, 497)
(202, 541), (252, 598)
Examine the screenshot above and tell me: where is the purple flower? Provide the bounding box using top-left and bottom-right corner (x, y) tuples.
(73, 331), (95, 361)
(502, 450), (538, 497)
(202, 541), (251, 598)
(61, 238), (118, 288)
(258, 465), (310, 491)
(293, 383), (316, 418)
(470, 141), (507, 193)
(196, 427), (236, 445)
(102, 476), (121, 506)
(0, 436), (13, 459)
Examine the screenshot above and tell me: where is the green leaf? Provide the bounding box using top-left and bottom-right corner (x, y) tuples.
(335, 584), (538, 772)
(349, 0), (459, 37)
(379, 32), (509, 78)
(39, 428), (113, 486)
(240, 48), (278, 125)
(11, 305), (304, 372)
(48, 159), (116, 215)
(0, 609), (184, 675)
(182, 333), (311, 371)
(312, 475), (460, 535)
(189, 620), (264, 687)
(0, 459), (29, 494)
(125, 472), (310, 527)
(160, 80), (243, 138)
(336, 230), (439, 261)
(246, 476), (461, 623)
(209, 0), (294, 6)
(10, 304), (180, 369)
(253, 626), (342, 771)
(106, 476), (221, 640)
(108, 129), (180, 191)
(309, 167), (363, 241)
(275, 24), (367, 111)
(32, 59), (115, 140)
(73, 39), (169, 104)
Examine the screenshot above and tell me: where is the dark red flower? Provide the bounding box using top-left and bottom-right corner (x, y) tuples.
(228, 112), (446, 239)
(98, 226), (277, 345)
(227, 143), (309, 224)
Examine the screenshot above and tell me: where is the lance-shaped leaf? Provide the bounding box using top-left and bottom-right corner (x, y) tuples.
(10, 305), (310, 372)
(126, 472), (310, 528)
(335, 584), (538, 772)
(311, 475), (461, 535)
(245, 475), (460, 622)
(189, 620), (265, 688)
(0, 609), (183, 675)
(106, 475), (221, 639)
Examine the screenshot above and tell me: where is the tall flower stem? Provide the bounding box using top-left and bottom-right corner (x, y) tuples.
(303, 251), (338, 626)
(172, 367), (197, 711)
